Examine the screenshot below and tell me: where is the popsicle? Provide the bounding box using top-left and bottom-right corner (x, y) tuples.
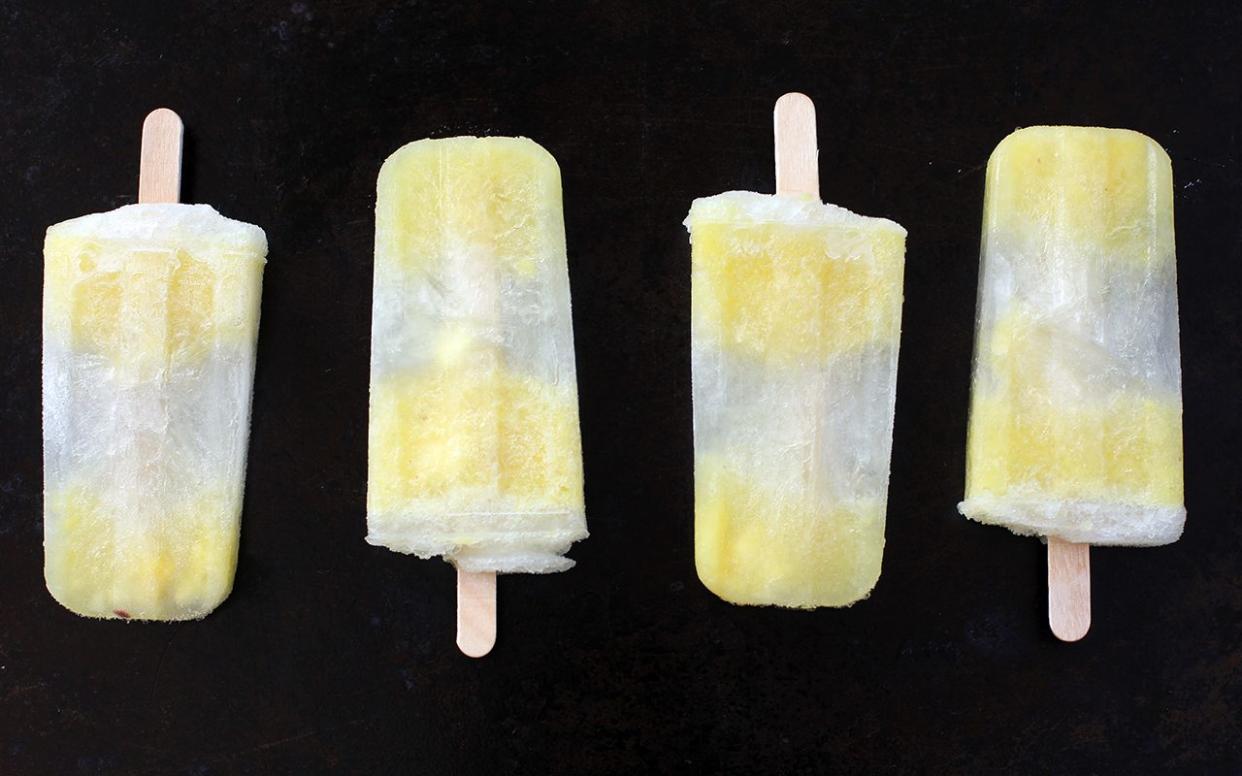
(367, 136), (587, 655)
(959, 126), (1184, 640)
(42, 109), (267, 620)
(686, 93), (907, 608)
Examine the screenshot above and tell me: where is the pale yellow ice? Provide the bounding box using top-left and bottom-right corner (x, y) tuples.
(368, 358), (584, 520)
(374, 137), (560, 277)
(981, 127), (1175, 266)
(690, 197), (905, 362)
(45, 486), (238, 619)
(965, 310), (1182, 506)
(961, 127), (1184, 545)
(695, 457), (884, 608)
(44, 240), (259, 380)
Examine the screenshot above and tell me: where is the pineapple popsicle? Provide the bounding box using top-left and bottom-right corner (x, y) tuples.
(687, 193), (907, 607)
(367, 137), (587, 573)
(43, 204), (267, 619)
(959, 126), (1184, 545)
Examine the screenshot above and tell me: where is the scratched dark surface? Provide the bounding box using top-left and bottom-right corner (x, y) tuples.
(1, 1), (1241, 774)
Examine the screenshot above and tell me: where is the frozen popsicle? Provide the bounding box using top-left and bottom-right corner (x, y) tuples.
(686, 93), (907, 608)
(42, 109), (267, 620)
(959, 126), (1184, 639)
(367, 136), (587, 654)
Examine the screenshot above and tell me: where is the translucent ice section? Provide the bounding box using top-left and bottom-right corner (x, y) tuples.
(367, 137), (587, 573)
(42, 204), (267, 619)
(687, 192), (906, 607)
(959, 127), (1185, 545)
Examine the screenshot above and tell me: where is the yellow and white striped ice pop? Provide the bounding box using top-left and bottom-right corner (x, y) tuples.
(960, 126), (1185, 545)
(43, 204), (267, 619)
(367, 137), (587, 573)
(686, 192), (906, 607)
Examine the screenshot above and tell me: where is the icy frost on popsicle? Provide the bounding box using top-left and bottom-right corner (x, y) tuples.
(959, 126), (1185, 545)
(366, 137), (587, 573)
(43, 204), (267, 619)
(687, 192), (906, 607)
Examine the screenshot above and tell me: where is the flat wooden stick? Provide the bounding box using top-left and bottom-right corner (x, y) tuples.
(452, 183), (501, 658)
(1048, 537), (1090, 641)
(772, 93), (826, 531)
(774, 92), (819, 198)
(456, 568), (496, 657)
(139, 108), (183, 204)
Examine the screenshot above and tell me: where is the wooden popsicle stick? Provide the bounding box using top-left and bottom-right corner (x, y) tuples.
(774, 92), (819, 198)
(456, 568), (496, 657)
(453, 189), (501, 658)
(452, 145), (505, 658)
(772, 93), (827, 562)
(1048, 537), (1090, 641)
(139, 108), (183, 204)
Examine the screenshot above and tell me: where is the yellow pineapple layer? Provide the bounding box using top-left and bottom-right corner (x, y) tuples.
(984, 126), (1174, 265)
(367, 360), (584, 520)
(966, 388), (1182, 506)
(695, 456), (884, 608)
(44, 234), (264, 382)
(688, 194), (905, 363)
(376, 136), (563, 278)
(45, 486), (238, 620)
(967, 305), (1183, 505)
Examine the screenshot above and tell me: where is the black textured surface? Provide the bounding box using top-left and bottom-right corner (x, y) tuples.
(2, 2), (1241, 774)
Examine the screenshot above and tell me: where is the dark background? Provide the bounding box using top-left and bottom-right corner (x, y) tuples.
(2, 1), (1240, 773)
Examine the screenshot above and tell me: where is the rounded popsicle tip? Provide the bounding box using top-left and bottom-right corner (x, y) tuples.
(773, 93), (817, 140)
(456, 569), (497, 658)
(1050, 619), (1090, 642)
(775, 92), (814, 113)
(1047, 538), (1091, 642)
(377, 135), (561, 189)
(989, 125), (1170, 168)
(457, 634), (495, 658)
(143, 107), (183, 133)
(139, 108), (184, 204)
(44, 573), (234, 622)
(773, 93), (819, 198)
(695, 563), (880, 610)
